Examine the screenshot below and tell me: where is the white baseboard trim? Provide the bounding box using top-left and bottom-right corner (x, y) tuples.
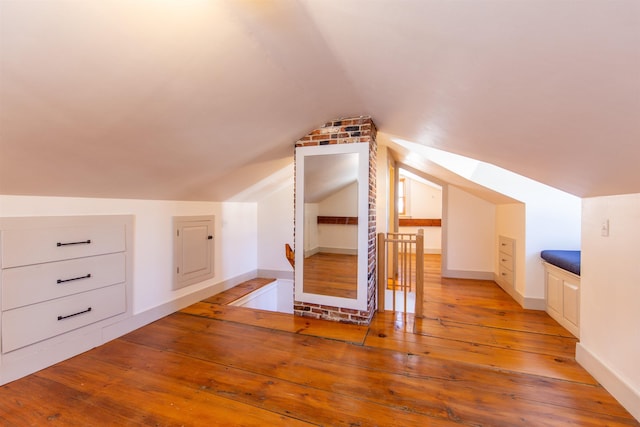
(505, 284), (524, 307)
(442, 269), (494, 281)
(522, 297), (546, 310)
(400, 249), (441, 255)
(304, 247), (319, 258)
(1, 323), (104, 385)
(257, 269), (293, 280)
(0, 269), (261, 386)
(103, 269), (257, 342)
(576, 343), (640, 422)
(490, 273), (545, 310)
(318, 247), (357, 255)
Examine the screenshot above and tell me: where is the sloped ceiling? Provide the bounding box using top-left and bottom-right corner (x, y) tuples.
(304, 152), (358, 204)
(382, 135), (520, 205)
(1, 0), (639, 201)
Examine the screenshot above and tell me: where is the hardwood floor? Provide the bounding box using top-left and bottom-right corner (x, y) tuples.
(0, 257), (637, 426)
(303, 252), (357, 298)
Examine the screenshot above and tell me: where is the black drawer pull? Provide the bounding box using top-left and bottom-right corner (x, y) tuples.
(57, 274), (91, 284)
(58, 307), (92, 321)
(57, 239), (91, 247)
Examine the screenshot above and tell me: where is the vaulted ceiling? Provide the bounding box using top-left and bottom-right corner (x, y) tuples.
(1, 0), (639, 201)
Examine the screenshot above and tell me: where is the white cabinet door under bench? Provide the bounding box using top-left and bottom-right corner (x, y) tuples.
(544, 261), (580, 338)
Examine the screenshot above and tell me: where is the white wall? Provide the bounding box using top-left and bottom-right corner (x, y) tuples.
(524, 197), (581, 301)
(443, 185), (495, 278)
(319, 181), (358, 216)
(296, 182), (360, 256)
(257, 182), (295, 275)
(577, 193), (640, 421)
(303, 203), (319, 255)
(317, 182), (358, 251)
(376, 145), (390, 236)
(400, 177), (442, 253)
(383, 140), (582, 306)
(406, 178), (442, 218)
(471, 163), (581, 302)
(0, 195), (258, 315)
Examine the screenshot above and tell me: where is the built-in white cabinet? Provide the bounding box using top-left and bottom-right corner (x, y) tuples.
(173, 215), (215, 290)
(544, 262), (580, 337)
(497, 236), (516, 290)
(0, 215), (133, 384)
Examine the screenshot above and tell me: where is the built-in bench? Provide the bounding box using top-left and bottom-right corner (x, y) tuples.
(541, 250), (580, 337)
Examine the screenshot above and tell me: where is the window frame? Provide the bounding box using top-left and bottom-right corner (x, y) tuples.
(398, 176), (407, 216)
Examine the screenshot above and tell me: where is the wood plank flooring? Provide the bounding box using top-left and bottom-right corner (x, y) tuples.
(0, 256), (637, 426)
(303, 252), (357, 298)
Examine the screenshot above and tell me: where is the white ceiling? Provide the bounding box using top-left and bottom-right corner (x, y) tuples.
(304, 152), (358, 203)
(1, 0), (639, 201)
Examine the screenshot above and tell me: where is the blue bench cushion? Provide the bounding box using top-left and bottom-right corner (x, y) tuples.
(540, 250), (581, 276)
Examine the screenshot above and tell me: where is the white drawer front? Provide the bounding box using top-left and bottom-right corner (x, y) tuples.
(2, 253), (126, 310)
(1, 223), (125, 268)
(499, 265), (514, 287)
(2, 283), (126, 353)
(499, 236), (514, 256)
(498, 252), (513, 271)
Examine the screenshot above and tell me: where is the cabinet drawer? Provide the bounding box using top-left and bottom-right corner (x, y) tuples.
(498, 265), (514, 286)
(2, 283), (126, 353)
(499, 252), (513, 271)
(499, 236), (514, 256)
(1, 223), (125, 268)
(2, 253), (126, 310)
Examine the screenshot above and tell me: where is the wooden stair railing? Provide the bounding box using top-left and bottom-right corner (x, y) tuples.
(377, 230), (424, 317)
(285, 243), (295, 268)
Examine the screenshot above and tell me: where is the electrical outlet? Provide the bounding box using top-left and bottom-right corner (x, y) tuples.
(601, 219), (610, 237)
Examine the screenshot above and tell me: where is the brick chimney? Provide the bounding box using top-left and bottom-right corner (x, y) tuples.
(293, 116), (377, 325)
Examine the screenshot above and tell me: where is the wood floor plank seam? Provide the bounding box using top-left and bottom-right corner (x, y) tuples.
(364, 335), (595, 386)
(130, 314), (624, 422)
(1, 253), (637, 426)
(412, 329), (578, 361)
(111, 333), (498, 426)
(371, 342), (595, 389)
(179, 304), (369, 345)
(114, 333), (467, 426)
(36, 352), (316, 427)
(415, 315), (579, 343)
(420, 315), (578, 339)
(182, 306), (594, 388)
(174, 307), (591, 388)
(181, 309), (576, 384)
(117, 317), (635, 426)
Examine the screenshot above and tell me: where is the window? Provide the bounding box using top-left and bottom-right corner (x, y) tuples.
(398, 177), (407, 216)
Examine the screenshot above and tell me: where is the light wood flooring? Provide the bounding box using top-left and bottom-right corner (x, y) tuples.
(303, 252), (357, 298)
(0, 255), (637, 426)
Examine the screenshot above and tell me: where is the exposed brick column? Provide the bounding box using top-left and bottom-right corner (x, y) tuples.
(294, 116), (377, 325)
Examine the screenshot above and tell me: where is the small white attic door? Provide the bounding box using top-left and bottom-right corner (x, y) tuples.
(173, 215), (215, 290)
